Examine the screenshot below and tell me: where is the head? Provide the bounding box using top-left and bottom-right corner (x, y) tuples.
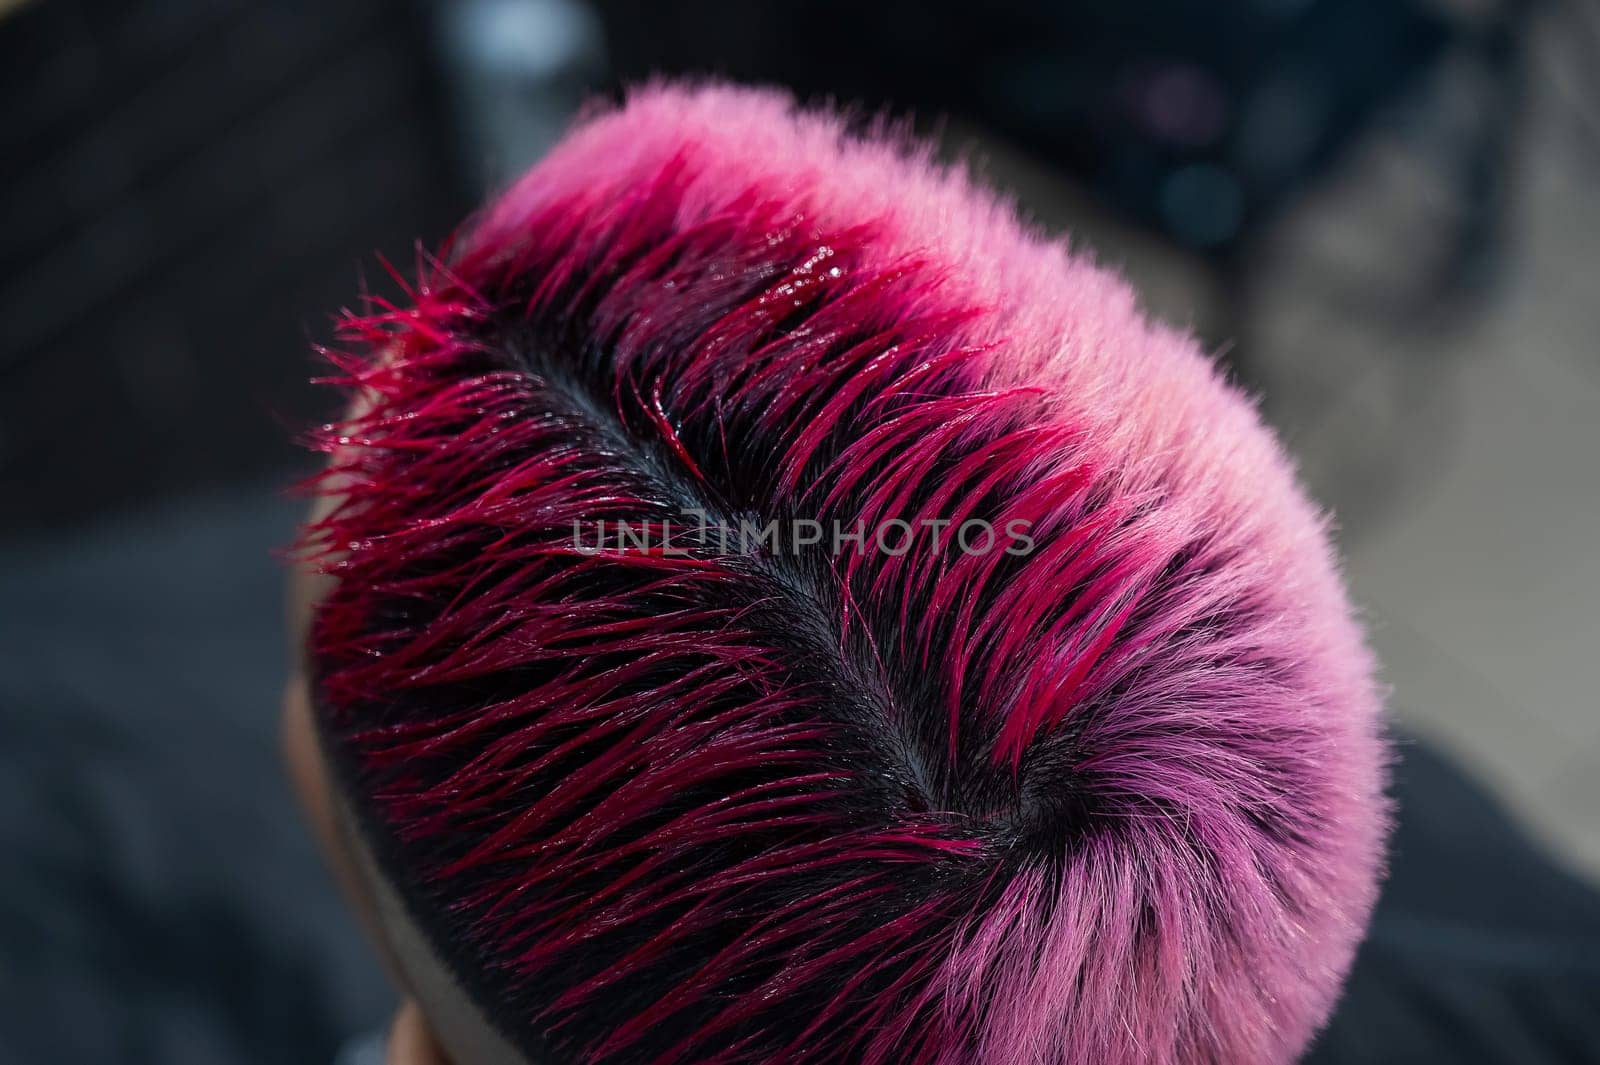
(283, 83), (1388, 1065)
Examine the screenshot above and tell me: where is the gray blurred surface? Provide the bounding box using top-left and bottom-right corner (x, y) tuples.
(1251, 9), (1600, 881)
(974, 3), (1600, 882)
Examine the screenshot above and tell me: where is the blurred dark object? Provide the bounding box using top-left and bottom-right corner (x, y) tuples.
(0, 0), (468, 534)
(596, 0), (1453, 252)
(0, 484), (391, 1065)
(1309, 737), (1600, 1063)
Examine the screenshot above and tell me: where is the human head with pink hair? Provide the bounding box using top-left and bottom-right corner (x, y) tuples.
(285, 82), (1388, 1065)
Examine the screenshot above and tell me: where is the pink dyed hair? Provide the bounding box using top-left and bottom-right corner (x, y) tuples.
(300, 83), (1388, 1064)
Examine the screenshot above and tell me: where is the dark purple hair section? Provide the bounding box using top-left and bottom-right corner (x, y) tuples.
(298, 84), (1389, 1064)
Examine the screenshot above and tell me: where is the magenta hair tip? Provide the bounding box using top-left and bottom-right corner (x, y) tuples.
(302, 83), (1389, 1064)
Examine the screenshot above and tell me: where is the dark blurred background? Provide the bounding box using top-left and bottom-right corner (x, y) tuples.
(2, 1), (1597, 1062)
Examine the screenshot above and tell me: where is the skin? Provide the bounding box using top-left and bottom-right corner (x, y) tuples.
(282, 630), (444, 1062)
(283, 514), (524, 1065)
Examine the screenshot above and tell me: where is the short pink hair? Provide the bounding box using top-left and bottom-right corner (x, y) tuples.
(302, 83), (1389, 1064)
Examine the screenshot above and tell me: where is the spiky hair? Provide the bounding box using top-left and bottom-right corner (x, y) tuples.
(300, 83), (1388, 1065)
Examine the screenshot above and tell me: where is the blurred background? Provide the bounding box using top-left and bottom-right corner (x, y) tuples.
(2, 1), (1597, 1062)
